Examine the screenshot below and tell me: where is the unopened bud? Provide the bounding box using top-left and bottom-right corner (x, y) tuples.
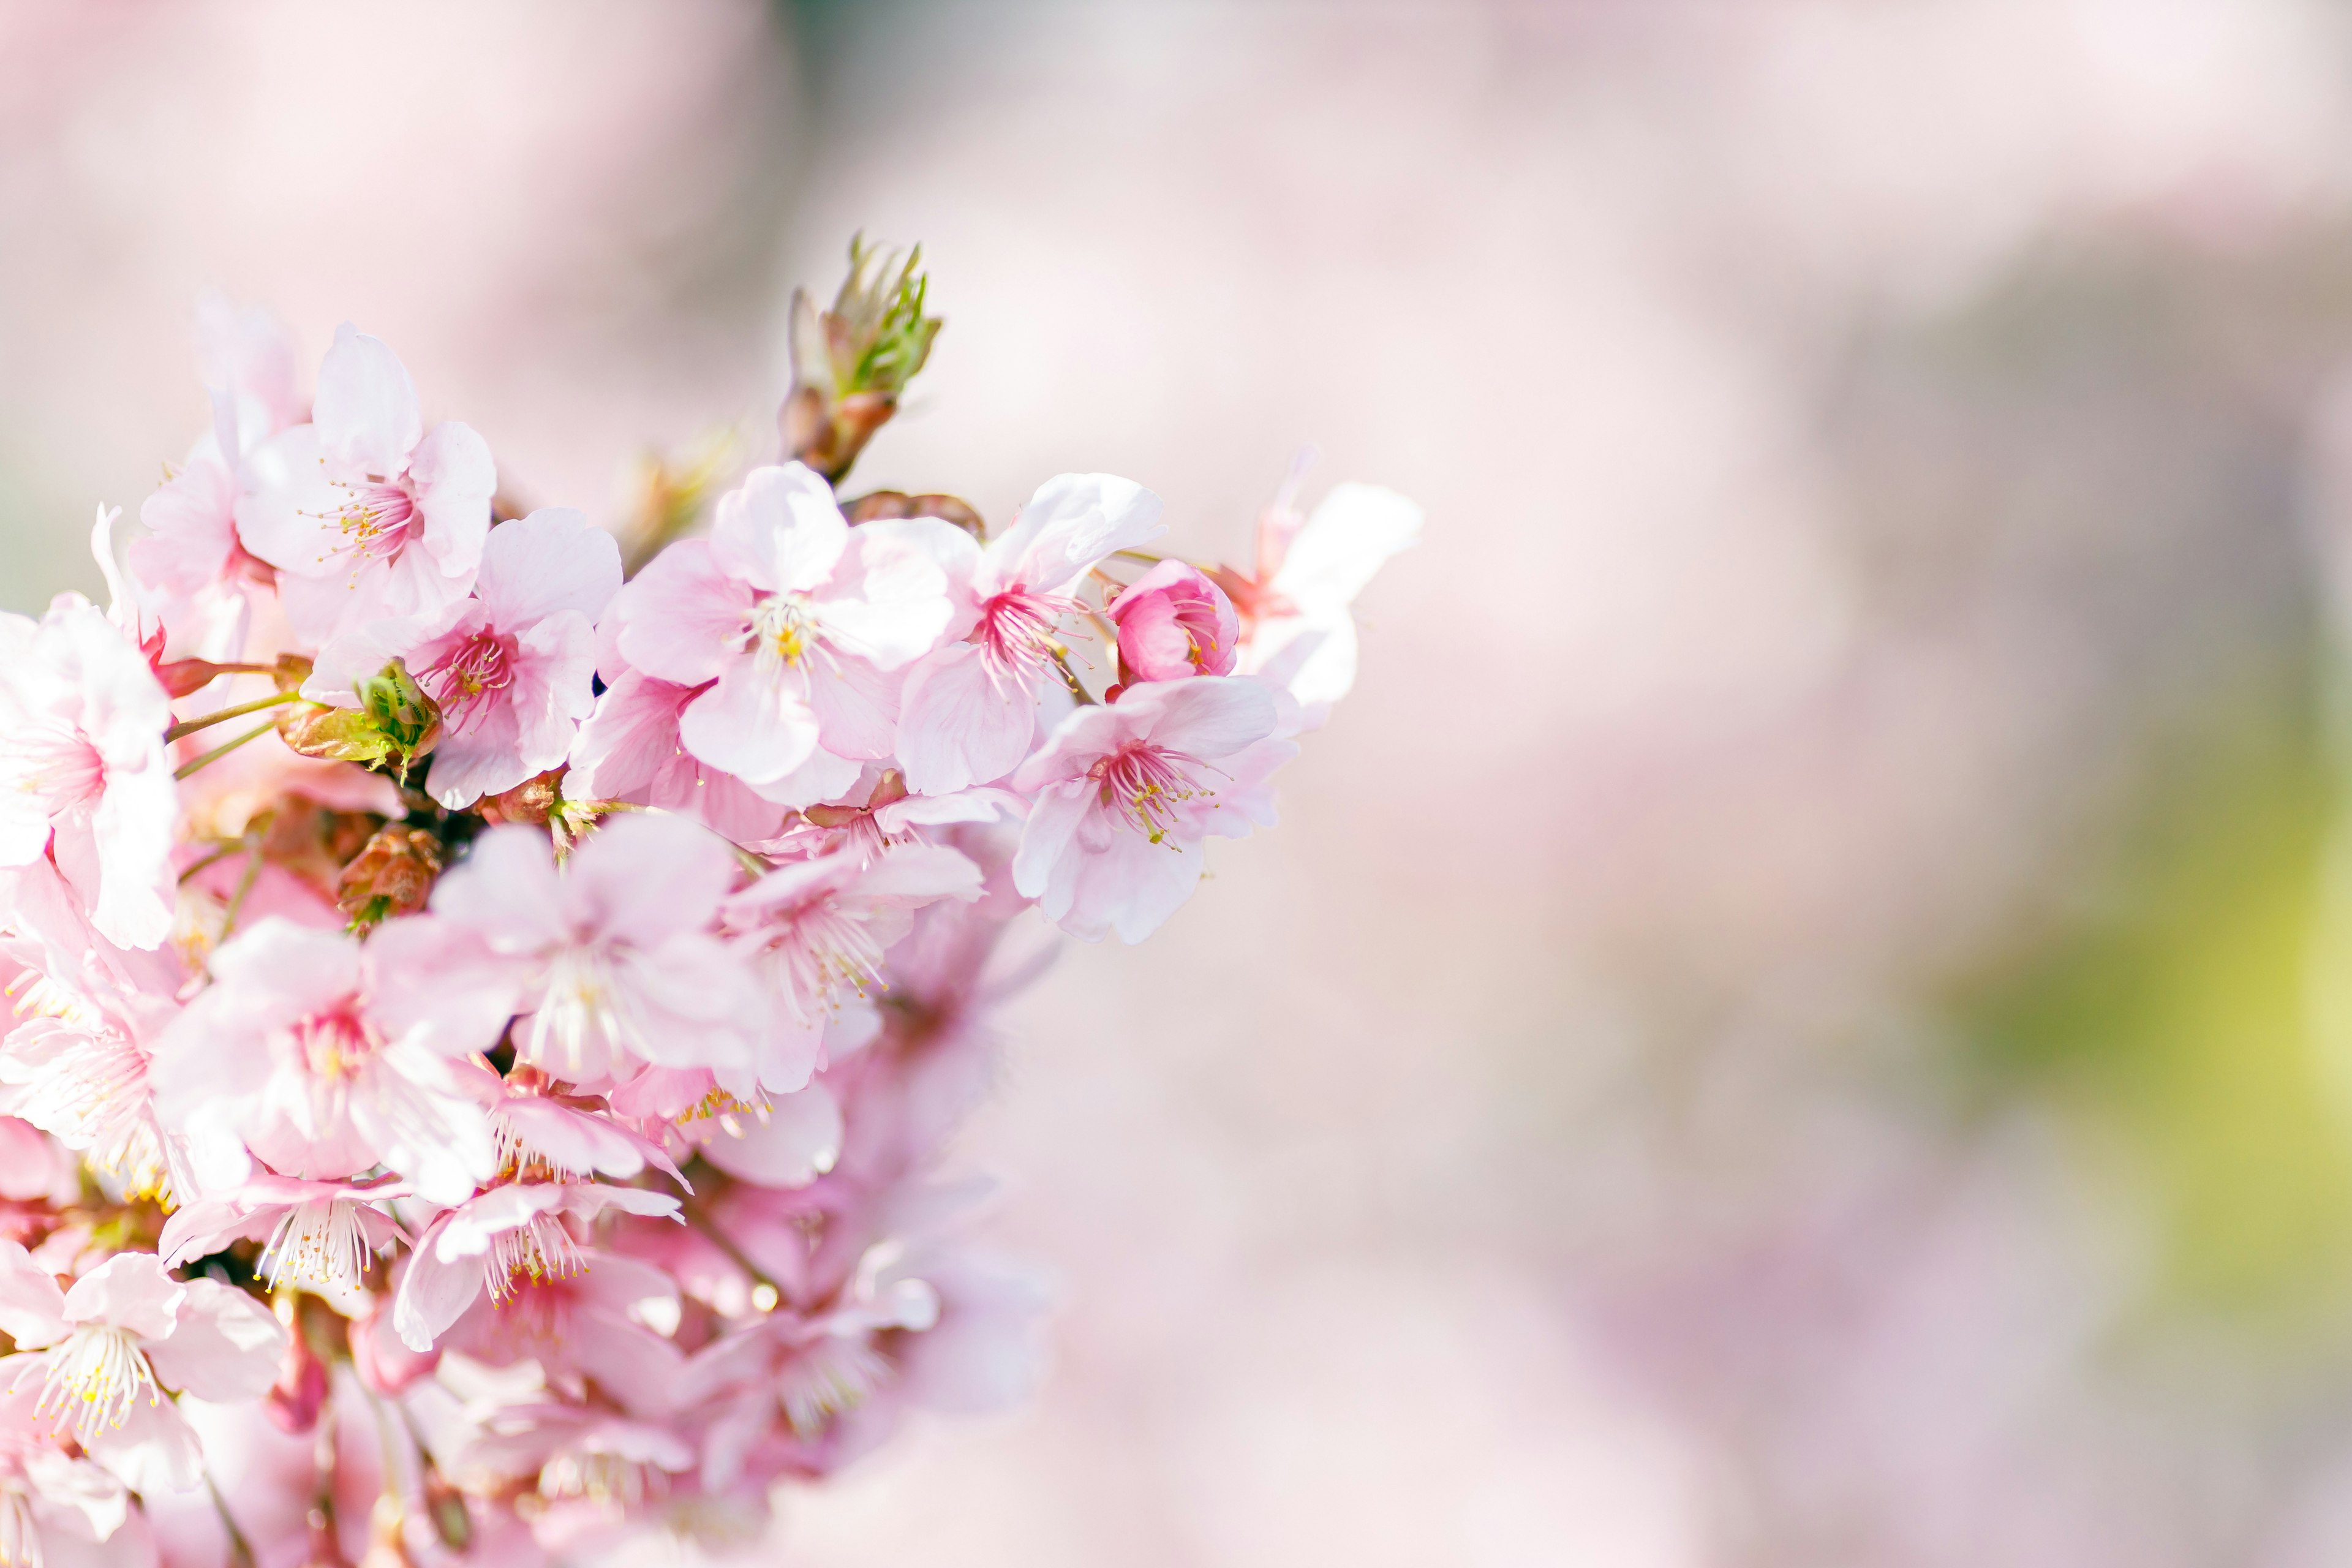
(480, 769), (564, 827)
(265, 1306), (329, 1434)
(782, 236), (943, 483)
(336, 826), (443, 932)
(844, 490), (984, 534)
(277, 660), (442, 782)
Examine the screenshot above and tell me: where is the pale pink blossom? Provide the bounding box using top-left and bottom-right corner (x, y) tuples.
(148, 916), (510, 1204)
(156, 1174), (405, 1297)
(0, 597), (177, 951)
(124, 301), (306, 663)
(611, 462), (964, 788)
(1011, 677), (1292, 941)
(755, 767), (1025, 865)
(306, 508), (619, 808)
(391, 1181), (681, 1352)
(1107, 558), (1239, 683)
(684, 1243), (941, 1487)
(420, 815), (760, 1088)
(0, 1245), (283, 1495)
(718, 845), (981, 1096)
(235, 325), (495, 645)
(897, 473), (1165, 794)
(434, 1245), (683, 1408)
(483, 1070), (686, 1187)
(1231, 479), (1420, 712)
(0, 997), (177, 1204)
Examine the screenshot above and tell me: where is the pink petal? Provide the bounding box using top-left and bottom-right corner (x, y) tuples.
(60, 1253), (184, 1340)
(311, 324), (421, 475)
(695, 1084), (841, 1187)
(0, 1239), (69, 1348)
(145, 1279), (285, 1401)
(710, 463), (847, 594)
(680, 656), (819, 782)
(616, 539), (752, 687)
(989, 473), (1164, 595)
(897, 642), (1038, 794)
(475, 507), (622, 628)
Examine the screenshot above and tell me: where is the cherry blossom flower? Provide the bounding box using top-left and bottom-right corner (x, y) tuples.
(1011, 676), (1293, 941)
(235, 324), (496, 646)
(148, 916), (508, 1204)
(1107, 558), (1239, 683)
(1227, 479), (1421, 713)
(0, 996), (176, 1205)
(611, 461), (965, 790)
(419, 815), (760, 1088)
(125, 301), (306, 663)
(0, 1245), (284, 1494)
(391, 1181), (681, 1352)
(305, 507), (620, 808)
(156, 1174), (405, 1295)
(684, 1242), (941, 1487)
(896, 473), (1165, 794)
(0, 599), (177, 952)
(718, 844), (982, 1096)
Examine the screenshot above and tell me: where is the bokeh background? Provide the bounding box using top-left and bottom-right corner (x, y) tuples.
(16, 1), (2352, 1562)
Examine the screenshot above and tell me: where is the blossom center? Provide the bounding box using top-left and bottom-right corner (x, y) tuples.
(0, 1484), (34, 1568)
(315, 475), (419, 569)
(36, 1324), (160, 1444)
(0, 722), (104, 820)
(486, 1213), (585, 1303)
(417, 630), (517, 733)
(742, 594), (822, 669)
(293, 1008), (379, 1082)
(259, 1198), (379, 1291)
(753, 897), (886, 1023)
(975, 587), (1077, 688)
(521, 943), (643, 1081)
(1089, 742), (1210, 843)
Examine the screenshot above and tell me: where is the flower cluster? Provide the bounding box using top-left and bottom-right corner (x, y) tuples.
(0, 252), (1415, 1565)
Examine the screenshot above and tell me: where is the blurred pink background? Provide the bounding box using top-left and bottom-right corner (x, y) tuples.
(17, 2), (2352, 1562)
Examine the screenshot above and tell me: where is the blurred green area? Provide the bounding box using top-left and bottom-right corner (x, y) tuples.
(1958, 654), (2352, 1326)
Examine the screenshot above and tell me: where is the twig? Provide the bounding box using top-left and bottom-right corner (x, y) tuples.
(174, 721), (278, 780)
(164, 690), (300, 743)
(681, 1202), (785, 1302)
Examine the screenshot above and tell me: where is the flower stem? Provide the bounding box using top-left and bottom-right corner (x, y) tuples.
(164, 689), (300, 743)
(173, 721), (279, 780)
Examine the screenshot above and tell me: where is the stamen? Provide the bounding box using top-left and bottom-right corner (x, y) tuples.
(35, 1325), (161, 1445)
(258, 1199), (380, 1291)
(779, 1336), (892, 1438)
(974, 587), (1081, 691)
(486, 1213), (585, 1302)
(1090, 742), (1215, 844)
(416, 631), (517, 733)
(753, 897), (888, 1023)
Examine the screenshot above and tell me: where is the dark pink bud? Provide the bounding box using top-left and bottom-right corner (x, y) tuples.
(1107, 560), (1239, 684)
(265, 1328), (329, 1433)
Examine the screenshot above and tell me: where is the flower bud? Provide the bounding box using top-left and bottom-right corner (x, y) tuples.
(781, 236), (943, 483)
(335, 824), (444, 932)
(277, 660), (442, 782)
(844, 489), (984, 534)
(1107, 560), (1240, 684)
(265, 1297), (330, 1434)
